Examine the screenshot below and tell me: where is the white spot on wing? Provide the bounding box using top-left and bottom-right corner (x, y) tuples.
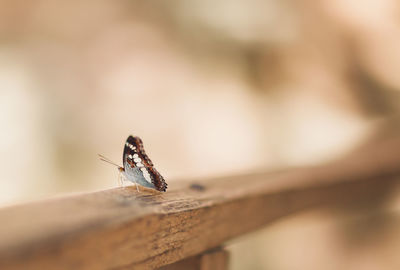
(144, 175), (152, 182)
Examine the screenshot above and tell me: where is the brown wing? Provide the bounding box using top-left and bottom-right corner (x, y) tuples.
(123, 135), (167, 192)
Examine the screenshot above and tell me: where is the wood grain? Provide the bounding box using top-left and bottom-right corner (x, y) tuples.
(0, 136), (400, 270)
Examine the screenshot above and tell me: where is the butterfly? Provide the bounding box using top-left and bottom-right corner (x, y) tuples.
(99, 135), (167, 192)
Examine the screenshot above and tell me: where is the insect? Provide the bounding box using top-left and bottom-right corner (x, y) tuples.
(99, 135), (167, 192)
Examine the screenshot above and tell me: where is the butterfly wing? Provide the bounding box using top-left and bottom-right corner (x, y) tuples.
(123, 135), (168, 192)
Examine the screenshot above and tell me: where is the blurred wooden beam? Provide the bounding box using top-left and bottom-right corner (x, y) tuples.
(159, 247), (229, 270)
(0, 136), (399, 270)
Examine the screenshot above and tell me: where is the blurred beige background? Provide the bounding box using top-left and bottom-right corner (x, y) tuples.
(1, 0), (400, 269)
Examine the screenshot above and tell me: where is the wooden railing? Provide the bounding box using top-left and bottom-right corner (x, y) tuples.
(1, 136), (400, 270)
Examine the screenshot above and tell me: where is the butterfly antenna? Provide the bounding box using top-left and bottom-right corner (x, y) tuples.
(98, 154), (120, 167)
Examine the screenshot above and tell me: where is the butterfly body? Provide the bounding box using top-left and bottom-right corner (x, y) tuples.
(120, 135), (167, 192)
(99, 135), (167, 192)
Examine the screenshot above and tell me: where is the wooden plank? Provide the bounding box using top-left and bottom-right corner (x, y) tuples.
(199, 248), (229, 270)
(159, 247), (229, 270)
(0, 137), (400, 270)
(158, 255), (202, 270)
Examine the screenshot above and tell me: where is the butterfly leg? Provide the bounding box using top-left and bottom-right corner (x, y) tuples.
(135, 183), (140, 193)
(119, 172), (126, 188)
(117, 171), (122, 187)
(121, 176), (125, 188)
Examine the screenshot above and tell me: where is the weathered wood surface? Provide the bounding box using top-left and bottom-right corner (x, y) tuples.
(0, 136), (400, 270)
